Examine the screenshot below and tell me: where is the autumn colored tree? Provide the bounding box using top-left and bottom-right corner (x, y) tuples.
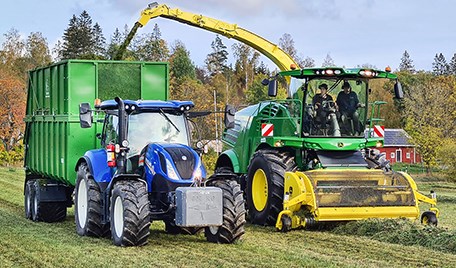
(0, 70), (26, 152)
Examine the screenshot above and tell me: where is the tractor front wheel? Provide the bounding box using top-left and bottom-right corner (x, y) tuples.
(246, 150), (296, 226)
(75, 164), (109, 237)
(110, 180), (150, 246)
(205, 179), (246, 243)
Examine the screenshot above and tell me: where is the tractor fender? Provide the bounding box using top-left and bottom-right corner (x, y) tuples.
(75, 149), (112, 183)
(216, 149), (240, 173)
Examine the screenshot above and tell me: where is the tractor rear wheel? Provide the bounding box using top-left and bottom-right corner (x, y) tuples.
(31, 179), (67, 222)
(205, 179), (246, 243)
(75, 164), (109, 237)
(246, 150), (296, 226)
(110, 180), (150, 246)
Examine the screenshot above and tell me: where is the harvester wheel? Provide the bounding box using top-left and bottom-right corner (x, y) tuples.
(110, 180), (150, 246)
(24, 179), (35, 220)
(75, 164), (109, 237)
(205, 179), (246, 243)
(421, 211), (438, 226)
(246, 150), (296, 225)
(31, 179), (67, 222)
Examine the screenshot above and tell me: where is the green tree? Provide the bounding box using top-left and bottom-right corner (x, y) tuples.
(0, 29), (25, 76)
(106, 28), (123, 59)
(398, 50), (415, 73)
(449, 53), (456, 75)
(25, 32), (52, 67)
(432, 53), (449, 75)
(205, 35), (229, 75)
(232, 43), (260, 99)
(60, 11), (106, 59)
(402, 74), (456, 173)
(132, 24), (169, 61)
(169, 40), (196, 95)
(322, 53), (335, 67)
(300, 56), (315, 68)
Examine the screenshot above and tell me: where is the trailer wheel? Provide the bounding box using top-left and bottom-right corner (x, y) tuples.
(75, 164), (109, 237)
(110, 180), (150, 246)
(205, 179), (246, 243)
(246, 150), (296, 225)
(421, 211), (438, 226)
(31, 179), (67, 222)
(24, 180), (35, 220)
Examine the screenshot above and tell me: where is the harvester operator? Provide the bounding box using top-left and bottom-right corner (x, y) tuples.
(336, 82), (362, 135)
(312, 83), (340, 136)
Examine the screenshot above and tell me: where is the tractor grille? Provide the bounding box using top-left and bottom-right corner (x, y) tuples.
(164, 147), (195, 180)
(305, 170), (416, 207)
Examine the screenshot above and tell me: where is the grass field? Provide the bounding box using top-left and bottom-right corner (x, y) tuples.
(1, 167), (456, 268)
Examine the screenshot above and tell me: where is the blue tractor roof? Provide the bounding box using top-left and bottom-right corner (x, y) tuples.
(98, 99), (194, 112)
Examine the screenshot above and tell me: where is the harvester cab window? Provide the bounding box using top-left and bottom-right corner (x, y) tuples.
(302, 79), (368, 137)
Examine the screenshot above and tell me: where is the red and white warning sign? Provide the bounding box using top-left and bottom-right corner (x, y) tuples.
(261, 123), (274, 137)
(373, 125), (385, 137)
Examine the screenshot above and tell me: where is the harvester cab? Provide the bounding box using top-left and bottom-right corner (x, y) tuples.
(76, 97), (245, 246)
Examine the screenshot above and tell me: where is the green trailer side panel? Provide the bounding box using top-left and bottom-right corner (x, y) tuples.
(142, 63), (168, 100)
(24, 60), (169, 186)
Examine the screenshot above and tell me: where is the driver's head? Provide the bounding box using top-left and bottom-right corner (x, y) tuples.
(342, 81), (351, 93)
(319, 83), (328, 94)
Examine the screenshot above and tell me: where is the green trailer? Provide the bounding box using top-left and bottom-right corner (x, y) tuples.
(23, 60), (169, 222)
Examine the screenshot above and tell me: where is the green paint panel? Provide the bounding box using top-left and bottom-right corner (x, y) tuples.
(24, 60), (169, 186)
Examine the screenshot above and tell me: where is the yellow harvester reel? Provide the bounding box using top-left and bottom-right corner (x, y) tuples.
(276, 169), (439, 232)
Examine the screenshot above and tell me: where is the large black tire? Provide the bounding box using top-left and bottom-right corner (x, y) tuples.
(246, 150), (296, 226)
(164, 220), (202, 235)
(421, 211), (438, 226)
(205, 179), (246, 244)
(31, 179), (67, 222)
(75, 164), (109, 237)
(24, 179), (35, 220)
(110, 180), (150, 247)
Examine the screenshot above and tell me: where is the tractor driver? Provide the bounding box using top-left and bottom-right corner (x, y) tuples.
(312, 83), (340, 136)
(336, 81), (362, 135)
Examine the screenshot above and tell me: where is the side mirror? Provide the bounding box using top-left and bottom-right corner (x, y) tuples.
(79, 103), (93, 128)
(224, 105), (236, 129)
(394, 81), (404, 99)
(261, 79), (269, 86)
(268, 79), (278, 97)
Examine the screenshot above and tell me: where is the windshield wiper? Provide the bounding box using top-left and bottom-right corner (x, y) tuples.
(159, 109), (180, 133)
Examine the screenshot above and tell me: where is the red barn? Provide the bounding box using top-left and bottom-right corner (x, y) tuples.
(378, 129), (421, 164)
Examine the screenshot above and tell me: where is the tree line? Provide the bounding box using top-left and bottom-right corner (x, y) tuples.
(0, 10), (455, 178)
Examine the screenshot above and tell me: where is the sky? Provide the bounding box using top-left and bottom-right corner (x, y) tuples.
(1, 0), (455, 71)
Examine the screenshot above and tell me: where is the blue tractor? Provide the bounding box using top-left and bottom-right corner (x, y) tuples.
(76, 97), (245, 246)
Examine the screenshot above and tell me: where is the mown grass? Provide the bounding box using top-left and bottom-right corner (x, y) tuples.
(2, 167), (456, 268)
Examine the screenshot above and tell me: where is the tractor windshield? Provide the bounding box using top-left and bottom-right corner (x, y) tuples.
(290, 77), (368, 137)
(127, 112), (189, 156)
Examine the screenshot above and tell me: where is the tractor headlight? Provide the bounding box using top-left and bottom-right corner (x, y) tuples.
(166, 158), (180, 181)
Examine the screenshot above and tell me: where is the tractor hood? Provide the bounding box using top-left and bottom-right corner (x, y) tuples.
(142, 142), (206, 182)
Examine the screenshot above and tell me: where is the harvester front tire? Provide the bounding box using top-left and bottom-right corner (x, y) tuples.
(421, 211), (438, 226)
(75, 164), (109, 237)
(24, 179), (35, 220)
(246, 150), (296, 226)
(31, 179), (67, 222)
(110, 180), (150, 247)
(205, 179), (246, 244)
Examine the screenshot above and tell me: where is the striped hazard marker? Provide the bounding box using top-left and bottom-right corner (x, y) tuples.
(373, 125), (385, 137)
(261, 123), (274, 137)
